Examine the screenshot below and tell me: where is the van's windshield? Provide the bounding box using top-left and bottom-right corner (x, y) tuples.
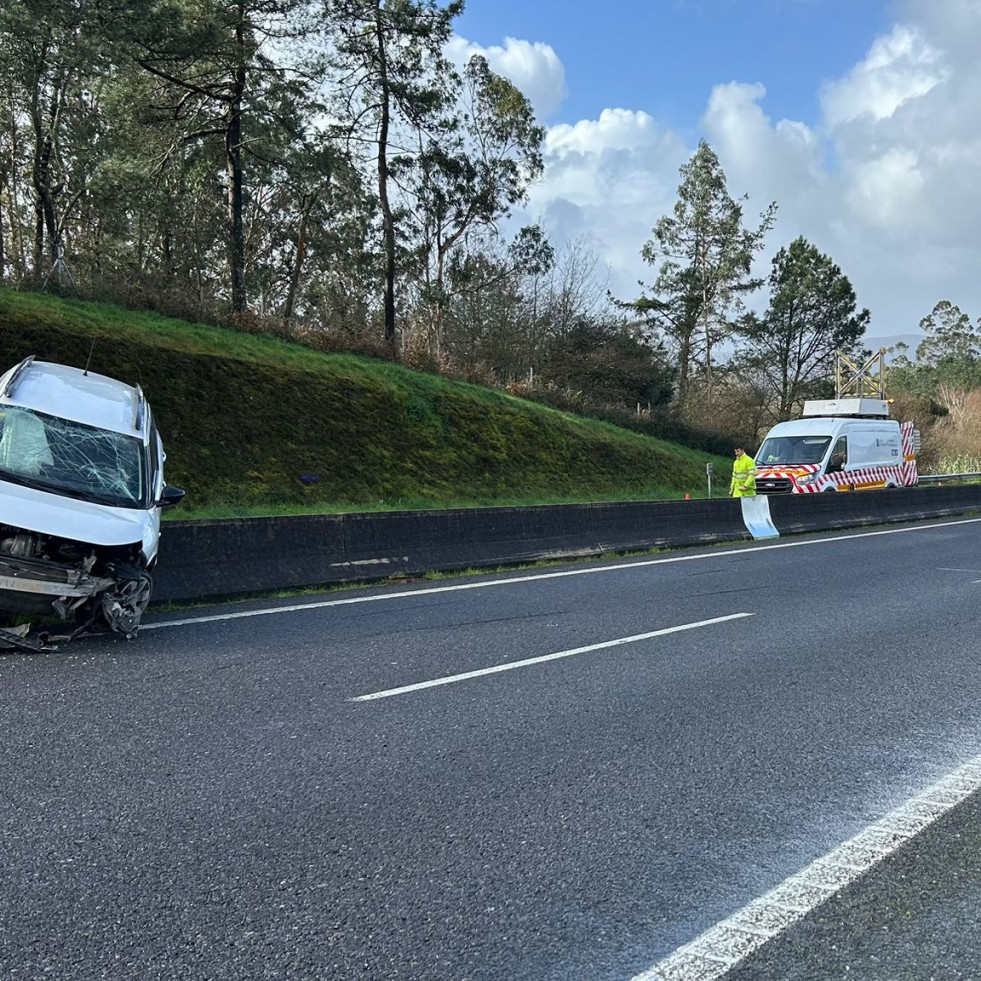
(0, 406), (145, 508)
(757, 435), (831, 466)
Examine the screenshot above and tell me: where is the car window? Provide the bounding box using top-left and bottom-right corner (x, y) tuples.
(0, 407), (53, 474)
(0, 406), (145, 507)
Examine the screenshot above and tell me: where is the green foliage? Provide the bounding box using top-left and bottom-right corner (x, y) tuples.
(937, 454), (981, 475)
(917, 300), (981, 365)
(632, 141), (776, 396)
(543, 317), (675, 408)
(738, 236), (869, 422)
(915, 300), (981, 391)
(323, 0), (464, 341)
(404, 53), (548, 354)
(0, 287), (732, 513)
(889, 300), (981, 400)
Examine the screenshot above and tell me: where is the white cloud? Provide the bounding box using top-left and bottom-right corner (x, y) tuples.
(703, 82), (824, 201)
(522, 110), (690, 295)
(899, 0), (981, 58)
(546, 108), (665, 154)
(446, 36), (567, 120)
(488, 0), (981, 339)
(846, 148), (925, 230)
(821, 25), (948, 126)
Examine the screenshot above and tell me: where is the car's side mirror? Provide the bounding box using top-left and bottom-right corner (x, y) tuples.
(157, 485), (186, 508)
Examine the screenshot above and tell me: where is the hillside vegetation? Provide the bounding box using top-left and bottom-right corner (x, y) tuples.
(0, 289), (733, 517)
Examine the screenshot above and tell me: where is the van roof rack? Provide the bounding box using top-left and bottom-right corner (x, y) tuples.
(802, 397), (890, 418)
(133, 384), (146, 432)
(2, 355), (35, 398)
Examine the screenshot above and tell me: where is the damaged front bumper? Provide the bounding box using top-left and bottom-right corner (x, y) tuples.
(0, 552), (114, 613)
(0, 533), (153, 647)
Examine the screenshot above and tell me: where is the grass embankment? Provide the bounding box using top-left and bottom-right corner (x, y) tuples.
(0, 287), (734, 517)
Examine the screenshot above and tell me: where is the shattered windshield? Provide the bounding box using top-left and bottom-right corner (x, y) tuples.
(0, 406), (145, 507)
(757, 435), (832, 466)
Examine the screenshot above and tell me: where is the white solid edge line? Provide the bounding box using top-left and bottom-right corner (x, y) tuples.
(629, 758), (981, 981)
(142, 516), (981, 632)
(348, 613), (754, 702)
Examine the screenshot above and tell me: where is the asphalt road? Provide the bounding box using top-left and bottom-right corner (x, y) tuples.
(3, 517), (981, 980)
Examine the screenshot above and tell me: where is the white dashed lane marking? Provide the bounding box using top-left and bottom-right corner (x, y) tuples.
(348, 613), (754, 701)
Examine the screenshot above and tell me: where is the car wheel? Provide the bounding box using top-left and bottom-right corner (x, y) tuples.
(100, 574), (153, 640)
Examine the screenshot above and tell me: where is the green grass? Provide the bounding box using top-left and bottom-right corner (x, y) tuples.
(0, 286), (734, 514)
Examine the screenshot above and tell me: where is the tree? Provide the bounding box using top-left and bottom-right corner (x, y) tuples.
(0, 0), (113, 279)
(632, 140), (775, 401)
(916, 300), (981, 377)
(0, 72), (31, 281)
(404, 54), (545, 354)
(127, 0), (315, 312)
(883, 300), (981, 408)
(438, 227), (552, 379)
(739, 236), (869, 421)
(544, 315), (675, 409)
(324, 0), (463, 345)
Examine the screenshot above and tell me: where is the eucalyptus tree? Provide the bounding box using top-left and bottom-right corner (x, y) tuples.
(125, 0), (317, 312)
(322, 0), (463, 345)
(916, 300), (981, 370)
(739, 236), (869, 421)
(0, 76), (30, 280)
(402, 53), (545, 354)
(248, 134), (375, 331)
(633, 140), (775, 401)
(0, 0), (115, 280)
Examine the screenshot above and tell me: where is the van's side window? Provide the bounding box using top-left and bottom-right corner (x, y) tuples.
(828, 436), (848, 472)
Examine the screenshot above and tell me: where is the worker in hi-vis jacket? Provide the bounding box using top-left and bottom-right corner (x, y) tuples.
(730, 446), (756, 497)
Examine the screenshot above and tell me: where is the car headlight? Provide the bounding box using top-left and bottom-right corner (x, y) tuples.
(795, 473), (815, 485)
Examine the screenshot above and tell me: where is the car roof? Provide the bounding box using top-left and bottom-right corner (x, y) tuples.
(0, 359), (147, 438)
(764, 417), (898, 438)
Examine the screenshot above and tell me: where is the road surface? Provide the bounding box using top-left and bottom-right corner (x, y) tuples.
(3, 516), (981, 979)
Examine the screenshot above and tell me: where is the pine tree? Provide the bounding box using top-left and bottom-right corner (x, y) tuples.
(633, 141), (775, 402)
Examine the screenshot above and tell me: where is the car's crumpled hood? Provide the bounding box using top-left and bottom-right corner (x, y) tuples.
(0, 478), (155, 548)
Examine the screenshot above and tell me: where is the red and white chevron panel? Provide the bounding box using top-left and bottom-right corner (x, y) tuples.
(755, 449), (918, 494)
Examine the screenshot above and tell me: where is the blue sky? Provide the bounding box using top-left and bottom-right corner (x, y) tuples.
(456, 0), (894, 131)
(448, 0), (981, 342)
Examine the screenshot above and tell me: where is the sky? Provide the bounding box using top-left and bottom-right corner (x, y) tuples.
(446, 0), (981, 344)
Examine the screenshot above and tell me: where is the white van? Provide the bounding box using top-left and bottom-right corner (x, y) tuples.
(0, 357), (184, 647)
(754, 398), (918, 494)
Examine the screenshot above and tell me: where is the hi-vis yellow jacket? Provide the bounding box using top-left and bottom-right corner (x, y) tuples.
(730, 453), (757, 497)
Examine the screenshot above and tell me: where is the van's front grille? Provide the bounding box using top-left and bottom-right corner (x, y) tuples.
(755, 476), (794, 494)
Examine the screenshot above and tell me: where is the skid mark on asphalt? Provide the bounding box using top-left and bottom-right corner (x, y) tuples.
(630, 758), (981, 981)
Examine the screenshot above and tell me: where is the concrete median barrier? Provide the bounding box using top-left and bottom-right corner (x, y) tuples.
(767, 484), (981, 536)
(150, 485), (981, 604)
(151, 498), (751, 603)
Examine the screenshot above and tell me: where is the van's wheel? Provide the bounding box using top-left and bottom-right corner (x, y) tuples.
(101, 574), (152, 640)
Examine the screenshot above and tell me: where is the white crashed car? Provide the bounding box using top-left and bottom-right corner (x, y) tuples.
(0, 357), (184, 646)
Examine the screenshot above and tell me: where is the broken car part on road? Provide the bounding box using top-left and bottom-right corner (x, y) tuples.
(0, 357), (184, 650)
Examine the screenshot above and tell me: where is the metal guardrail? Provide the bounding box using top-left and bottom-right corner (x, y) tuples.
(919, 472), (981, 483)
